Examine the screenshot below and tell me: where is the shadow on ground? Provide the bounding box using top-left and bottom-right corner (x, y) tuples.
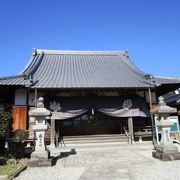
(52, 148), (77, 166)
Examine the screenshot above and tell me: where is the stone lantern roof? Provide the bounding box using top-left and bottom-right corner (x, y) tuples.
(29, 97), (51, 117)
(151, 96), (177, 115)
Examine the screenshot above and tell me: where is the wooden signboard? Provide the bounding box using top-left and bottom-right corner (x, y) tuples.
(155, 116), (180, 144)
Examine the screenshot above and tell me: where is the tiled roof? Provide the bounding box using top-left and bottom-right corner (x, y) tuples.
(0, 75), (29, 86)
(154, 76), (180, 85)
(0, 49), (179, 89)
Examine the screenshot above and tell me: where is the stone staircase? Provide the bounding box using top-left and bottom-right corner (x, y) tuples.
(61, 134), (128, 147)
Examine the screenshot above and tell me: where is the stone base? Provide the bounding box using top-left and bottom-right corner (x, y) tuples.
(49, 143), (56, 150)
(31, 150), (50, 160)
(28, 150), (53, 167)
(156, 144), (178, 154)
(27, 157), (54, 167)
(152, 151), (180, 161)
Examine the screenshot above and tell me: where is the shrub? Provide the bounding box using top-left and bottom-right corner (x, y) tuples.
(13, 129), (29, 142)
(0, 110), (12, 155)
(0, 110), (12, 138)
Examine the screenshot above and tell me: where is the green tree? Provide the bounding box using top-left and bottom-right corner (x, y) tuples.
(0, 110), (12, 138)
(0, 110), (12, 155)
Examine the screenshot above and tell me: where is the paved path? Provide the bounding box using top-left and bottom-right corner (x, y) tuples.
(15, 143), (180, 180)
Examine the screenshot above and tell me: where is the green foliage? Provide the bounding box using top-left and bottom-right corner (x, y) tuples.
(4, 129), (29, 159)
(13, 129), (29, 142)
(0, 110), (12, 138)
(0, 163), (21, 176)
(4, 142), (25, 159)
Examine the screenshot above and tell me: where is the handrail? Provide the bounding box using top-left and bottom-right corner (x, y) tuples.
(123, 127), (130, 138)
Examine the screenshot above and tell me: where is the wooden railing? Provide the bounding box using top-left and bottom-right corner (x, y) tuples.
(134, 126), (152, 140)
(123, 127), (130, 143)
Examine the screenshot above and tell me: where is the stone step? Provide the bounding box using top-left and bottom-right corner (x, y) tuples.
(64, 141), (129, 147)
(63, 134), (126, 140)
(64, 134), (125, 138)
(62, 134), (128, 145)
(64, 138), (128, 145)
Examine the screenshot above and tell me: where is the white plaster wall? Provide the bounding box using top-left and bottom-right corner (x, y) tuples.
(145, 91), (157, 103)
(28, 91), (45, 106)
(28, 92), (35, 106)
(15, 88), (27, 105)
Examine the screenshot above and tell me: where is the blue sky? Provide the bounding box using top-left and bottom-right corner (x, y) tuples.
(0, 0), (180, 76)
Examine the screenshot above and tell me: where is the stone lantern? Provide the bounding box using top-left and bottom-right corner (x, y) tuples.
(28, 97), (53, 167)
(151, 96), (180, 161)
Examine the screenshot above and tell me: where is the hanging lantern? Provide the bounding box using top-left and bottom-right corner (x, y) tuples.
(91, 107), (94, 115)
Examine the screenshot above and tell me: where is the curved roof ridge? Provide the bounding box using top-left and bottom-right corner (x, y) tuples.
(120, 56), (147, 80)
(155, 75), (180, 80)
(0, 74), (23, 80)
(36, 48), (128, 56)
(23, 53), (44, 75)
(20, 54), (39, 75)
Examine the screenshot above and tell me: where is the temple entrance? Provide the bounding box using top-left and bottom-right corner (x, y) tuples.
(46, 95), (150, 146)
(56, 111), (128, 136)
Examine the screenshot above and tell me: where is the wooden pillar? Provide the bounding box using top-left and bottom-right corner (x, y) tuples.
(148, 88), (157, 147)
(49, 119), (56, 148)
(148, 88), (152, 109)
(35, 89), (37, 108)
(128, 117), (134, 144)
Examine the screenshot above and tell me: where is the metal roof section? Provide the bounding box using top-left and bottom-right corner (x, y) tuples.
(0, 48), (179, 89)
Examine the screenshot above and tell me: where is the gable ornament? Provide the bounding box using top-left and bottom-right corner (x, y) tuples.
(49, 101), (61, 112)
(122, 99), (133, 110)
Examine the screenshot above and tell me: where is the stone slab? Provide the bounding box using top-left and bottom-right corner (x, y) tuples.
(79, 164), (130, 180)
(152, 151), (180, 161)
(156, 144), (178, 154)
(31, 150), (50, 159)
(27, 158), (54, 167)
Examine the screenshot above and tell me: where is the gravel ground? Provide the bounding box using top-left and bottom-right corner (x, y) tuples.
(129, 149), (180, 180)
(15, 143), (180, 180)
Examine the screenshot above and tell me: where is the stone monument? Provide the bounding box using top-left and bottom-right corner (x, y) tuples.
(151, 96), (180, 161)
(28, 97), (53, 167)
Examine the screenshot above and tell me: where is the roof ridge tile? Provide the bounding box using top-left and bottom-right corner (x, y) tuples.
(36, 49), (128, 56)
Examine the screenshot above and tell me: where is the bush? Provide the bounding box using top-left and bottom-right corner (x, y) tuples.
(0, 110), (12, 138)
(13, 129), (29, 142)
(0, 110), (12, 155)
(4, 130), (29, 159)
(4, 142), (26, 159)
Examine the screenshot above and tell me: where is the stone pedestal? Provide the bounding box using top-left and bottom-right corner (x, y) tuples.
(156, 120), (178, 154)
(152, 151), (180, 161)
(28, 97), (53, 167)
(31, 124), (49, 159)
(151, 96), (180, 161)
